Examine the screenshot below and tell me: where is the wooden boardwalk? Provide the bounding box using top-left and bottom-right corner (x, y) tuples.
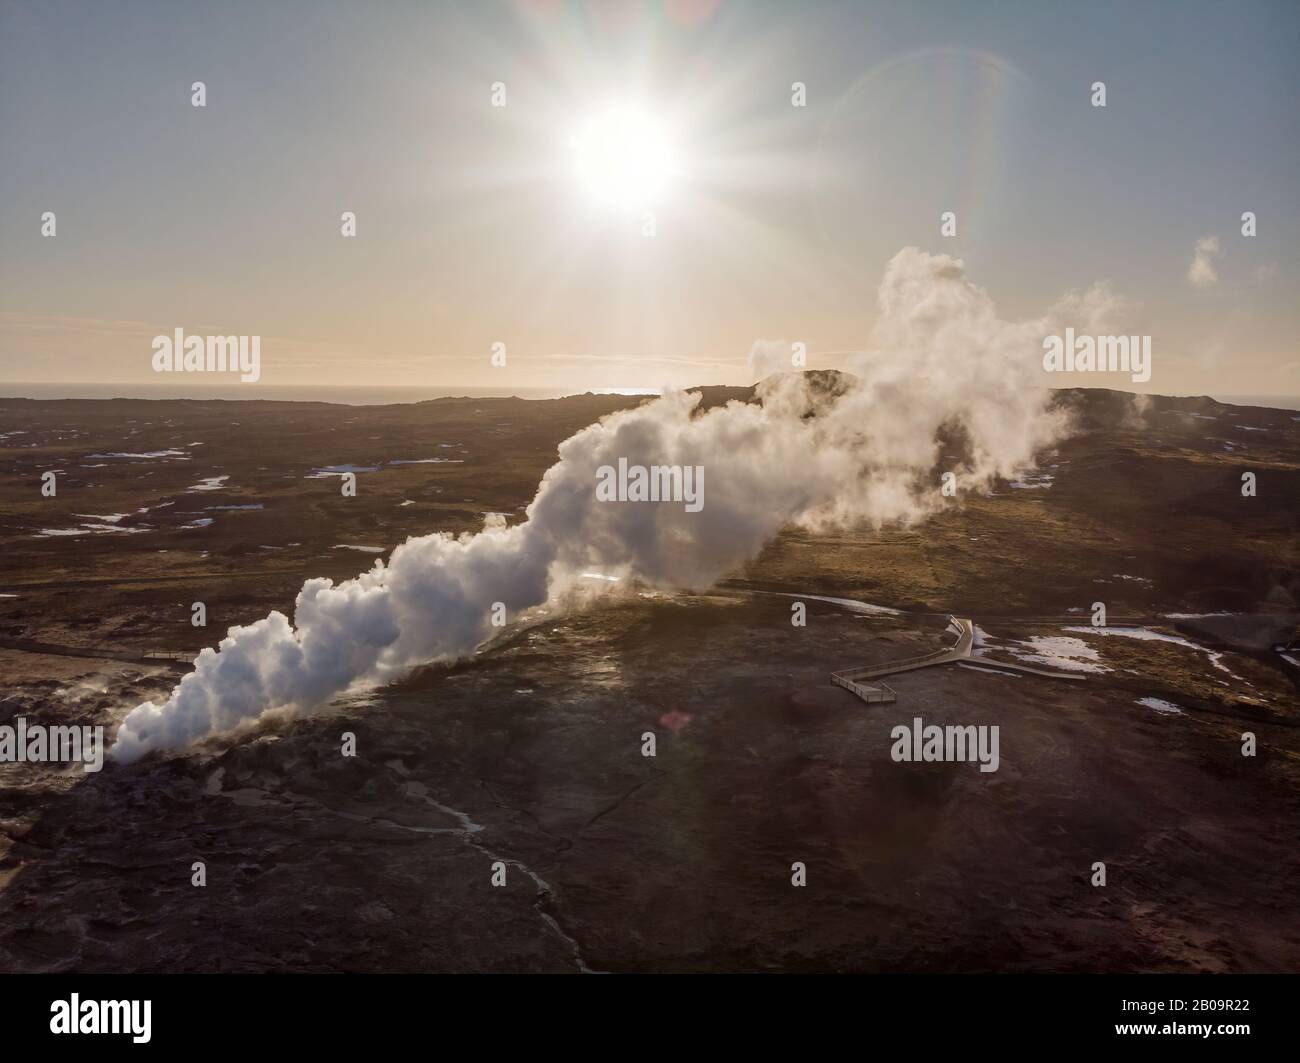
(831, 616), (1082, 704)
(0, 636), (193, 671)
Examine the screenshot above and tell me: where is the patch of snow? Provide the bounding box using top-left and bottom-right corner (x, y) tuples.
(1137, 697), (1185, 716)
(308, 464), (379, 478)
(86, 449), (189, 459)
(1004, 635), (1108, 673)
(1062, 625), (1234, 674)
(188, 475), (229, 492)
(37, 521), (150, 537)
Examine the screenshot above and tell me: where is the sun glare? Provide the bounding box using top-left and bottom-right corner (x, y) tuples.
(572, 106), (676, 208)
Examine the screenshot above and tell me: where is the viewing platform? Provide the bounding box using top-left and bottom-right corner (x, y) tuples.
(832, 616), (1082, 704)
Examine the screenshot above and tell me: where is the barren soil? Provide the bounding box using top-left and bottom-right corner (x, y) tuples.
(1, 385), (1297, 972)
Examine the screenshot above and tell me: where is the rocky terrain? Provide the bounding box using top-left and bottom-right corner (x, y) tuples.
(1, 383), (1297, 972)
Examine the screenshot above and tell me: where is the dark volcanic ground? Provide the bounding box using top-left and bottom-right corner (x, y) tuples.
(0, 384), (1298, 972)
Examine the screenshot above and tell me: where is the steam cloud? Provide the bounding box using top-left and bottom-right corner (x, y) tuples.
(112, 248), (1105, 762)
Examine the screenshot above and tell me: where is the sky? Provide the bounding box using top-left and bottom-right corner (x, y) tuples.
(1, 0), (1297, 399)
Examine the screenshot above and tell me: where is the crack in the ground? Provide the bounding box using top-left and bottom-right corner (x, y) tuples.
(396, 776), (600, 974)
(583, 769), (666, 830)
(203, 764), (601, 974)
(478, 778), (573, 853)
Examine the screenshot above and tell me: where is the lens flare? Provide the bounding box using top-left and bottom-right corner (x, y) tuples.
(572, 106), (675, 208)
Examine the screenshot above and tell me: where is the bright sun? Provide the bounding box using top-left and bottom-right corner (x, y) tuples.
(572, 106), (676, 208)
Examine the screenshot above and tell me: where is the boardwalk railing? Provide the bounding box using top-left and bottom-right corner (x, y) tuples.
(0, 637), (195, 670)
(832, 647), (951, 680)
(831, 616), (975, 704)
(830, 675), (897, 703)
(832, 613), (1085, 702)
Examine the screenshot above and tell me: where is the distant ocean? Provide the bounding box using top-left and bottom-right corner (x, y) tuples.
(1, 383), (1297, 411)
(0, 383), (662, 404)
(1214, 394), (1300, 411)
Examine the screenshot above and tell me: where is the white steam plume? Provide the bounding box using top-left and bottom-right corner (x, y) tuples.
(111, 248), (1098, 762)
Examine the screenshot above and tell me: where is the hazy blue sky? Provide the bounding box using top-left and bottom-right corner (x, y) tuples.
(1, 0), (1296, 396)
